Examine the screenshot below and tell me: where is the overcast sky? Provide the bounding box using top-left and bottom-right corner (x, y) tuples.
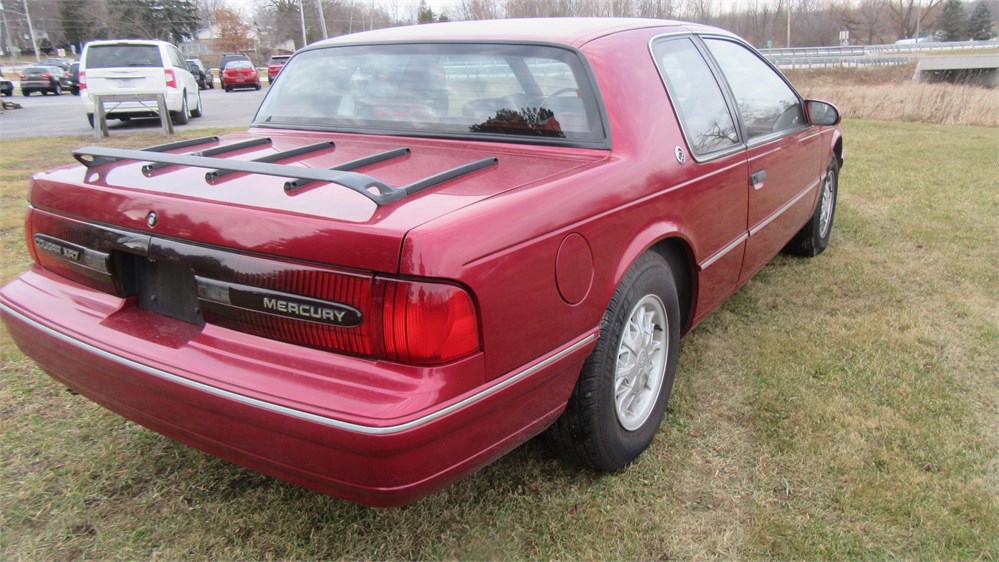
(222, 0), (767, 19)
(223, 0), (454, 18)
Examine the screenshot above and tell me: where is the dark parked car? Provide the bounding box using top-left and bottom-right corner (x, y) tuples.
(39, 57), (72, 72)
(221, 60), (260, 91)
(267, 54), (291, 84)
(187, 58), (214, 89)
(1, 18), (842, 507)
(0, 68), (12, 96)
(67, 61), (80, 95)
(218, 53), (251, 77)
(19, 65), (70, 96)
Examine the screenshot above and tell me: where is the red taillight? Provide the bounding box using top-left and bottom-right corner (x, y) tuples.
(381, 279), (480, 364)
(41, 73), (51, 79)
(19, 74), (26, 80)
(28, 210), (115, 295)
(164, 68), (177, 88)
(202, 269), (376, 357)
(79, 70), (87, 90)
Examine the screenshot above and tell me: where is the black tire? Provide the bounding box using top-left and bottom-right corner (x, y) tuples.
(86, 113), (94, 128)
(190, 92), (203, 118)
(784, 154), (839, 257)
(172, 93), (190, 125)
(22, 91), (30, 97)
(53, 83), (61, 95)
(545, 252), (680, 471)
(225, 86), (232, 92)
(71, 87), (79, 96)
(254, 84), (261, 91)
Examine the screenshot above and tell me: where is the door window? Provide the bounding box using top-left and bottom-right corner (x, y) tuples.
(703, 39), (806, 140)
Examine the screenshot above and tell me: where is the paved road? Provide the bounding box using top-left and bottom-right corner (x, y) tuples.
(0, 87), (267, 139)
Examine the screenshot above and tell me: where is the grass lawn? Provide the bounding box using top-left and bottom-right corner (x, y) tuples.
(1, 120), (997, 559)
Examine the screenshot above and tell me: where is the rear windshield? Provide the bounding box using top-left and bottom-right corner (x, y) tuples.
(86, 45), (163, 69)
(226, 61), (253, 70)
(254, 43), (606, 145)
(24, 67), (52, 75)
(269, 56), (290, 64)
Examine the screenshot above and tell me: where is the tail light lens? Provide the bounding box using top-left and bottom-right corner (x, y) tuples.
(200, 269), (376, 357)
(164, 68), (177, 88)
(79, 70), (87, 90)
(380, 279), (480, 364)
(19, 74), (26, 80)
(26, 211), (481, 365)
(41, 73), (51, 79)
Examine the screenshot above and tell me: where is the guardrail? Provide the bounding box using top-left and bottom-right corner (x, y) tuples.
(761, 40), (998, 69)
(762, 39), (998, 59)
(774, 56), (911, 69)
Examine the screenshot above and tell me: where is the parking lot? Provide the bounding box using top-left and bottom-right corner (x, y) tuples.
(0, 86), (266, 138)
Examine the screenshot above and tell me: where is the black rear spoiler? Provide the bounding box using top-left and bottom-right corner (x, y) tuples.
(73, 137), (498, 206)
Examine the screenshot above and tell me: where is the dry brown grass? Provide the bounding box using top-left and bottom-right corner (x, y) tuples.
(787, 64), (999, 127)
(0, 122), (996, 560)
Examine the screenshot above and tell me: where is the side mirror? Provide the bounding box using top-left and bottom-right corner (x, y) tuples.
(806, 100), (841, 126)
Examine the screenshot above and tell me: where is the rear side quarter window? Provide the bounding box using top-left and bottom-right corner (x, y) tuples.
(651, 37), (740, 158)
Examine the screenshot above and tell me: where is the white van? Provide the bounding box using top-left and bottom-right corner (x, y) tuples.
(80, 39), (202, 127)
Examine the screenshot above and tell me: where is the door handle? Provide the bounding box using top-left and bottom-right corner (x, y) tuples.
(750, 170), (767, 190)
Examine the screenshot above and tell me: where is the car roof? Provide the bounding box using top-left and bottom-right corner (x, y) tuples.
(309, 17), (720, 49)
(85, 39), (170, 47)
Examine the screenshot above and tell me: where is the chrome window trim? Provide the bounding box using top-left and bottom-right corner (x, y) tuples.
(0, 301), (595, 436)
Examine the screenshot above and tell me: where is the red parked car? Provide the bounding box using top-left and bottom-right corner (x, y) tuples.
(0, 18), (842, 507)
(222, 60), (260, 91)
(267, 54), (291, 85)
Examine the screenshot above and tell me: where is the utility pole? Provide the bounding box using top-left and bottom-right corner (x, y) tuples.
(316, 0), (329, 40)
(915, 2), (922, 40)
(0, 1), (14, 58)
(21, 0), (38, 61)
(298, 0), (307, 48)
(786, 2), (792, 48)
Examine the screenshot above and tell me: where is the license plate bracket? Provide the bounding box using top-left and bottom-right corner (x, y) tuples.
(135, 258), (205, 326)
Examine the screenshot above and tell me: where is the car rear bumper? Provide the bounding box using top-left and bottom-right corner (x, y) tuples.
(83, 89), (185, 114)
(224, 77), (259, 87)
(0, 268), (593, 506)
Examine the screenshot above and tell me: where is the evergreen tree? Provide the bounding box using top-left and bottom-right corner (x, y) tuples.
(105, 0), (200, 42)
(61, 0), (106, 49)
(936, 0), (969, 41)
(967, 1), (996, 39)
(417, 0), (436, 24)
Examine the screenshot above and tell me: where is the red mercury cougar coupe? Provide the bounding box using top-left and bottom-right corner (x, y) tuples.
(0, 18), (842, 506)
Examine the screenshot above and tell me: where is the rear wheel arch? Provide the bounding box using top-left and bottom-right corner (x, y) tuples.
(648, 238), (696, 334)
(608, 231), (697, 335)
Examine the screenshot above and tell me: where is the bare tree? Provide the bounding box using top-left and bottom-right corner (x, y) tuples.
(887, 0), (943, 40)
(839, 0), (894, 44)
(453, 0), (504, 19)
(637, 0), (680, 19)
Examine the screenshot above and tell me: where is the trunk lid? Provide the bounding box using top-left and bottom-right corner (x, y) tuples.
(30, 130), (607, 273)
